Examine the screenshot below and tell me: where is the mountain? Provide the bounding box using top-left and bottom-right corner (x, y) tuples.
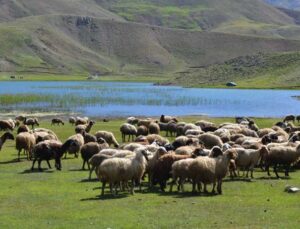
(265, 0), (300, 10)
(1, 0), (300, 88)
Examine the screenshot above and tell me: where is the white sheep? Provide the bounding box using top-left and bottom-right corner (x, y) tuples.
(94, 131), (119, 148)
(97, 149), (149, 195)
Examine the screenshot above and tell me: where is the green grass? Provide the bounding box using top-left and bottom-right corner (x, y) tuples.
(0, 117), (300, 228)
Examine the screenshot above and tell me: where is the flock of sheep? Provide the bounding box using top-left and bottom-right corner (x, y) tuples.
(0, 114), (300, 196)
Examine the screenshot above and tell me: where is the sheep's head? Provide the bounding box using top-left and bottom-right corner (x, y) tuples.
(225, 149), (237, 160)
(97, 137), (107, 144)
(140, 149), (149, 161)
(192, 148), (207, 158)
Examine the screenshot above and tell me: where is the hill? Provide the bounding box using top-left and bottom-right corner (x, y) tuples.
(265, 0), (300, 10)
(1, 0), (300, 88)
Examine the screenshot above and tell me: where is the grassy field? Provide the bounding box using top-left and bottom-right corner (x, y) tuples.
(0, 117), (300, 228)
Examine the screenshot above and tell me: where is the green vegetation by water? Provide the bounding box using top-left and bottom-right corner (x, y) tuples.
(0, 117), (299, 228)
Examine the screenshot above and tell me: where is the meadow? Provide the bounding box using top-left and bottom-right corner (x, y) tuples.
(0, 117), (299, 228)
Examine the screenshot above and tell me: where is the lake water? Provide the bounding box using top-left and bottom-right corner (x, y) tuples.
(0, 81), (299, 117)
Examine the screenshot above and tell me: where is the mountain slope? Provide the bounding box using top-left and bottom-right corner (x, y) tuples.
(265, 0), (300, 10)
(96, 0), (294, 30)
(2, 15), (300, 77)
(0, 0), (124, 22)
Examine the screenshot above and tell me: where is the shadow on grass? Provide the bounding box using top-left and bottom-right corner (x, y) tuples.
(0, 158), (21, 164)
(19, 168), (54, 174)
(80, 193), (129, 201)
(69, 168), (85, 172)
(223, 178), (253, 182)
(257, 176), (291, 180)
(80, 178), (98, 183)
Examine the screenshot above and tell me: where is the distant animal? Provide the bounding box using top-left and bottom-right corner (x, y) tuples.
(24, 118), (39, 129)
(51, 118), (64, 126)
(283, 115), (295, 123)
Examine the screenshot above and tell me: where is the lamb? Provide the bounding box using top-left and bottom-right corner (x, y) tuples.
(17, 125), (30, 134)
(0, 132), (14, 151)
(31, 139), (79, 171)
(24, 117), (39, 129)
(189, 149), (237, 194)
(64, 134), (84, 158)
(198, 133), (223, 149)
(151, 149), (203, 192)
(97, 149), (149, 195)
(80, 139), (109, 170)
(149, 122), (160, 135)
(160, 115), (178, 123)
(120, 123), (137, 142)
(94, 131), (119, 148)
(15, 132), (36, 161)
(263, 145), (300, 178)
(75, 121), (95, 134)
(233, 146), (269, 178)
(0, 120), (14, 131)
(51, 118), (64, 126)
(137, 125), (148, 136)
(69, 117), (76, 125)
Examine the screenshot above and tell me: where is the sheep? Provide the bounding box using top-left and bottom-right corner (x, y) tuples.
(94, 131), (119, 148)
(24, 117), (39, 129)
(127, 117), (139, 125)
(97, 149), (149, 195)
(15, 132), (36, 161)
(185, 129), (203, 136)
(120, 123), (137, 142)
(170, 146), (225, 193)
(137, 119), (153, 127)
(137, 125), (148, 136)
(88, 149), (135, 180)
(69, 117), (76, 125)
(263, 145), (300, 178)
(31, 139), (79, 171)
(166, 121), (178, 137)
(151, 149), (203, 192)
(284, 115), (295, 123)
(195, 120), (217, 132)
(17, 125), (30, 134)
(239, 128), (258, 138)
(160, 115), (178, 123)
(198, 133), (223, 149)
(233, 146), (269, 178)
(257, 128), (276, 138)
(75, 121), (95, 134)
(64, 134), (84, 158)
(172, 136), (197, 149)
(0, 132), (14, 151)
(297, 115), (300, 123)
(15, 115), (26, 122)
(83, 133), (97, 144)
(149, 122), (160, 135)
(51, 118), (64, 126)
(138, 134), (169, 146)
(80, 139), (109, 170)
(75, 117), (89, 125)
(189, 149), (237, 194)
(0, 120), (14, 131)
(146, 147), (169, 187)
(34, 131), (58, 144)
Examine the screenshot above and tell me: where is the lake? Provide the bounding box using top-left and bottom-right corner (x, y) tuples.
(0, 81), (299, 118)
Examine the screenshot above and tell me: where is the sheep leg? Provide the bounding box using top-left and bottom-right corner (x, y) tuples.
(131, 179), (135, 195)
(82, 160), (86, 170)
(88, 165), (95, 180)
(273, 164), (279, 178)
(18, 149), (21, 161)
(285, 165), (290, 177)
(197, 182), (202, 192)
(31, 159), (37, 170)
(87, 162), (91, 171)
(204, 184), (208, 193)
(211, 182), (216, 194)
(38, 160), (42, 171)
(169, 178), (176, 192)
(217, 179), (222, 194)
(192, 180), (196, 193)
(46, 160), (51, 169)
(101, 181), (106, 196)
